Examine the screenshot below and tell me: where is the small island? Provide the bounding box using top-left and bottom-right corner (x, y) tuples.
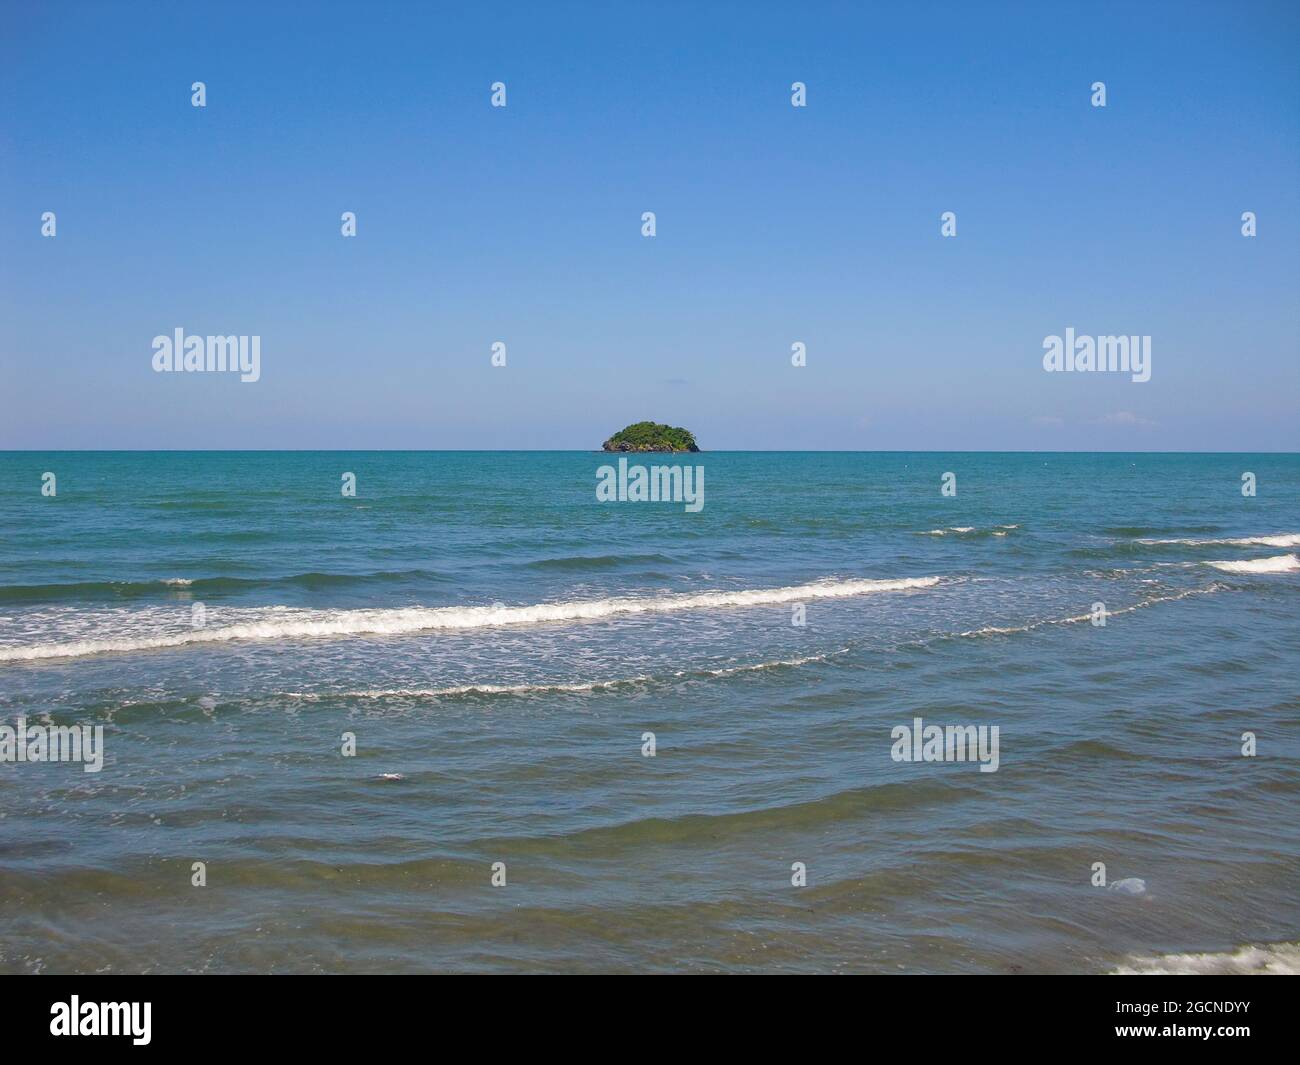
(601, 421), (700, 453)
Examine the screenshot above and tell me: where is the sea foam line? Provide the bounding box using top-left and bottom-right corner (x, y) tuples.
(1137, 532), (1300, 547)
(281, 649), (850, 701)
(1204, 553), (1299, 574)
(955, 585), (1223, 639)
(921, 525), (1019, 536)
(284, 680), (638, 700)
(1112, 942), (1300, 976)
(0, 577), (938, 663)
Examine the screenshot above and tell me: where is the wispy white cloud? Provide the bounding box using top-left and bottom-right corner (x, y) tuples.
(1097, 411), (1158, 428)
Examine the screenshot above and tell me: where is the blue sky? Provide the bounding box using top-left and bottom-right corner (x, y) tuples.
(1, 0), (1297, 450)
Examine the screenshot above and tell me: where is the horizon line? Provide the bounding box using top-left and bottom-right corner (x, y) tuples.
(3, 448), (1299, 456)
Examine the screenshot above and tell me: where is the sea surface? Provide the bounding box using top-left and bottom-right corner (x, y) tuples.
(1, 451), (1297, 974)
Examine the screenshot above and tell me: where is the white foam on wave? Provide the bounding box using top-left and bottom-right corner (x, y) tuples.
(1205, 553), (1300, 574)
(286, 679), (638, 700)
(283, 649), (851, 701)
(923, 525), (1017, 536)
(956, 585), (1222, 639)
(1138, 533), (1300, 548)
(0, 578), (937, 663)
(684, 649), (846, 677)
(1112, 942), (1300, 976)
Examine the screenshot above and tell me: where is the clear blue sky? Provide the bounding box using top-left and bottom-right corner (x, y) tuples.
(2, 0), (1297, 450)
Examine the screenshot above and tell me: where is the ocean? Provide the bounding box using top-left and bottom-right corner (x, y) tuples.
(1, 451), (1297, 974)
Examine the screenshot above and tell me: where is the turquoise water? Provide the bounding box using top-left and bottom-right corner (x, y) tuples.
(1, 451), (1297, 973)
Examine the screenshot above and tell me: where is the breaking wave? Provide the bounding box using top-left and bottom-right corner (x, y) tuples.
(921, 525), (1019, 537)
(1138, 533), (1300, 548)
(1112, 942), (1300, 975)
(1205, 554), (1299, 574)
(0, 577), (938, 663)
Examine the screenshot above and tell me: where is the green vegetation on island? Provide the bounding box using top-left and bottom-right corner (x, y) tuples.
(601, 421), (700, 453)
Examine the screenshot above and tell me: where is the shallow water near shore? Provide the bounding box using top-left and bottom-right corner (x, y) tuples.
(1, 451), (1297, 973)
